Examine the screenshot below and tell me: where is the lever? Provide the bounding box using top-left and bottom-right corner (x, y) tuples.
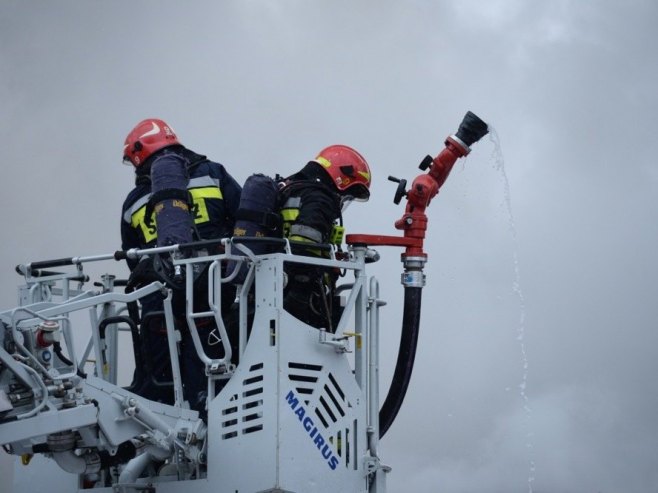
(388, 176), (408, 205)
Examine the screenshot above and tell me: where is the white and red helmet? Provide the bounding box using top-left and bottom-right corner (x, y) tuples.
(123, 118), (180, 167)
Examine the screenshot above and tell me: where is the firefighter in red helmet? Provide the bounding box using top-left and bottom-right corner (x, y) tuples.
(278, 144), (371, 329)
(121, 118), (242, 412)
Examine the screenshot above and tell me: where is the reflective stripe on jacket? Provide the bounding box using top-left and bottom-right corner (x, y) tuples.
(121, 148), (242, 270)
(279, 181), (341, 248)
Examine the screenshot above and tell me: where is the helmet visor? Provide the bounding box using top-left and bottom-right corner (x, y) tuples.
(347, 184), (370, 201)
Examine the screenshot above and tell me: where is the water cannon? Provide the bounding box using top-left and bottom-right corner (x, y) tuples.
(347, 111), (488, 257)
(423, 110), (488, 190)
(395, 110), (488, 255)
(346, 111), (488, 439)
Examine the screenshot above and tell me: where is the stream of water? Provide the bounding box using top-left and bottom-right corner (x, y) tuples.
(488, 127), (535, 492)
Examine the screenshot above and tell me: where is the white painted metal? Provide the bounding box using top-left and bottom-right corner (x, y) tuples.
(0, 244), (390, 492)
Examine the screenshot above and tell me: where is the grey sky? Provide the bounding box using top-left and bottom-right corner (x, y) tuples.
(1, 1), (657, 492)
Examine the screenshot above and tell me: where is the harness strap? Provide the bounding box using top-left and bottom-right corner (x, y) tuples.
(144, 188), (192, 226)
(235, 208), (281, 230)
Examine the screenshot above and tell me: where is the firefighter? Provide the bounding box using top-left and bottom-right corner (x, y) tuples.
(279, 145), (371, 329)
(121, 118), (242, 411)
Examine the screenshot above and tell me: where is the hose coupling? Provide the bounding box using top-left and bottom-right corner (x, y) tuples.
(401, 255), (427, 288)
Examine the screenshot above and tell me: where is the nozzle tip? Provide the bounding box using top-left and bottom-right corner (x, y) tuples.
(455, 111), (489, 147)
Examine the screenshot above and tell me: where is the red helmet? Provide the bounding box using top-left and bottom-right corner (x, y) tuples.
(123, 118), (180, 167)
(313, 145), (371, 201)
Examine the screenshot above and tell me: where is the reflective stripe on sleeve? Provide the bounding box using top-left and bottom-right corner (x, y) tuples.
(290, 224), (323, 243)
(123, 194), (151, 224)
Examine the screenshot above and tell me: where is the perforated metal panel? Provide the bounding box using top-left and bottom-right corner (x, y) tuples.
(220, 362), (265, 440)
(285, 362), (359, 471)
(206, 255), (370, 493)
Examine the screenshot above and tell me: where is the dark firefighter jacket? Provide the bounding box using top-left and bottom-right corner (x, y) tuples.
(121, 147), (242, 271)
(279, 163), (343, 330)
(280, 162), (342, 249)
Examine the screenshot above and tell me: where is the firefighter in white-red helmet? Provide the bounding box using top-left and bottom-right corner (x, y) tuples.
(121, 118), (242, 412)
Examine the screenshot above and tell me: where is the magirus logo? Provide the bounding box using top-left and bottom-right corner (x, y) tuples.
(285, 390), (339, 470)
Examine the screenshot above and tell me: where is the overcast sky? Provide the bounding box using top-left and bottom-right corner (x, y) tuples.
(1, 1), (658, 492)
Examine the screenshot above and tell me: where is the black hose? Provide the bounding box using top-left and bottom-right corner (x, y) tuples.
(53, 341), (86, 378)
(123, 285), (146, 376)
(99, 440), (137, 468)
(98, 316), (144, 388)
(379, 286), (423, 438)
(52, 341), (74, 366)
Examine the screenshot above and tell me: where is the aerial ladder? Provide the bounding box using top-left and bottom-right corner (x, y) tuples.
(0, 112), (488, 492)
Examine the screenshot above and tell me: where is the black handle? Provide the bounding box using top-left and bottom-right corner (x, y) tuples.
(388, 176), (408, 205)
(25, 257), (75, 270)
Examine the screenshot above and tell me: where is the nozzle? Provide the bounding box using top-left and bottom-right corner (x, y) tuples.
(454, 111), (489, 148)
